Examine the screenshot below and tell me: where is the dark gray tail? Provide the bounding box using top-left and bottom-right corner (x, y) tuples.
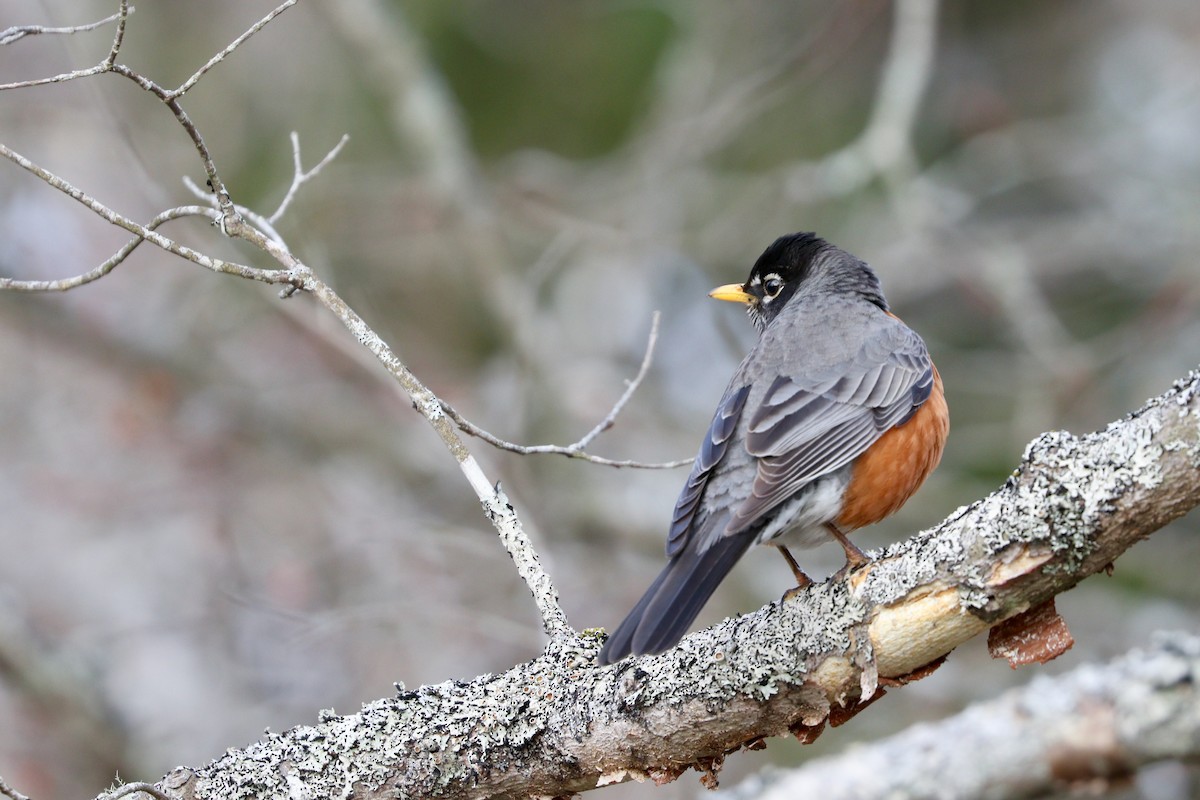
(597, 531), (755, 665)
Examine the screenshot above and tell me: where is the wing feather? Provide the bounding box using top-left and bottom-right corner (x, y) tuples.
(727, 324), (933, 535)
(666, 384), (750, 556)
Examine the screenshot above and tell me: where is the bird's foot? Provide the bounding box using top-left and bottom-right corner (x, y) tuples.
(827, 523), (871, 582)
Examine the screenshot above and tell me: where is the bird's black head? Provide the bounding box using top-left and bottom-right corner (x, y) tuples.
(711, 232), (888, 331)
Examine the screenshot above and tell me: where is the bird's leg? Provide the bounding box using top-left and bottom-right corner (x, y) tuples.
(827, 523), (869, 580)
(778, 545), (813, 601)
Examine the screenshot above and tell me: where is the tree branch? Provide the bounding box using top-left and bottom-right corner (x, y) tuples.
(0, 6), (131, 47)
(130, 367), (1200, 800)
(0, 205), (215, 291)
(0, 1), (131, 84)
(0, 5), (574, 644)
(726, 631), (1200, 800)
(170, 1), (297, 99)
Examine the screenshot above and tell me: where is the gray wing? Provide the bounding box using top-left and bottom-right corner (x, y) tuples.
(665, 384), (749, 557)
(726, 323), (933, 534)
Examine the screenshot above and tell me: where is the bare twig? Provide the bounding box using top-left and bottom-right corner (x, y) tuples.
(577, 312), (662, 450)
(0, 206), (213, 291)
(103, 0), (130, 67)
(103, 783), (175, 800)
(171, 0), (298, 99)
(441, 312), (694, 469)
(1, 1), (290, 219)
(0, 1), (131, 88)
(0, 6), (131, 46)
(0, 144), (288, 287)
(0, 775), (30, 800)
(182, 175), (286, 245)
(270, 132), (351, 223)
(105, 63), (236, 219)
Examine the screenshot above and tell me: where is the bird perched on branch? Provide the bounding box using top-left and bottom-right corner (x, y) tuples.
(597, 232), (948, 665)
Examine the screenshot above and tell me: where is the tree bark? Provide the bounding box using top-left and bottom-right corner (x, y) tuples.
(148, 367), (1199, 800)
(723, 631), (1200, 800)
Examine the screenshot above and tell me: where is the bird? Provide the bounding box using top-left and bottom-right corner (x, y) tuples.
(596, 232), (948, 665)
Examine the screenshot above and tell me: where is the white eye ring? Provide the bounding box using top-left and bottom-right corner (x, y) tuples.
(762, 274), (785, 298)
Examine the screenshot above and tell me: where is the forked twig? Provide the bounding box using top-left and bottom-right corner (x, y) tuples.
(0, 205), (214, 292)
(271, 132), (350, 223)
(441, 312), (694, 469)
(0, 144), (286, 287)
(0, 0), (132, 88)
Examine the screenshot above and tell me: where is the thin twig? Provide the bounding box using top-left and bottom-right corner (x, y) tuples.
(0, 1), (131, 88)
(0, 59), (110, 91)
(0, 206), (212, 291)
(0, 5), (131, 46)
(103, 0), (131, 67)
(441, 313), (694, 469)
(576, 311), (662, 449)
(0, 775), (30, 800)
(0, 143), (292, 287)
(171, 0), (299, 99)
(294, 276), (573, 641)
(270, 132), (351, 223)
(103, 782), (173, 800)
(104, 63), (236, 219)
(182, 175), (286, 246)
(443, 407), (696, 469)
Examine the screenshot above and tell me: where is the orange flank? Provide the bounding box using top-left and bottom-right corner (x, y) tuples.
(837, 368), (948, 530)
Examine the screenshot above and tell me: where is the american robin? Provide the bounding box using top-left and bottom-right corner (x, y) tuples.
(597, 232), (948, 665)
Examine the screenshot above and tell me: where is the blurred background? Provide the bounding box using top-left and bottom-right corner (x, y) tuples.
(1, 1), (1198, 797)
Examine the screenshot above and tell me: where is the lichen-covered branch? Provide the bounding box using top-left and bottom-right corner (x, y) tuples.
(726, 631), (1200, 800)
(139, 368), (1199, 800)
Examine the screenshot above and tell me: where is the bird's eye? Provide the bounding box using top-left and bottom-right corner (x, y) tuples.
(763, 274), (785, 298)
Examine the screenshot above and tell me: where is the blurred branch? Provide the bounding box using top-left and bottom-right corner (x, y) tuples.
(0, 2), (571, 643)
(313, 0), (481, 208)
(441, 312), (694, 469)
(0, 594), (143, 792)
(727, 632), (1200, 800)
(130, 367), (1200, 799)
(785, 0), (939, 203)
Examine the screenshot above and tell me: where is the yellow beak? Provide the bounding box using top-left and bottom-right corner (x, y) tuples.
(708, 283), (754, 305)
